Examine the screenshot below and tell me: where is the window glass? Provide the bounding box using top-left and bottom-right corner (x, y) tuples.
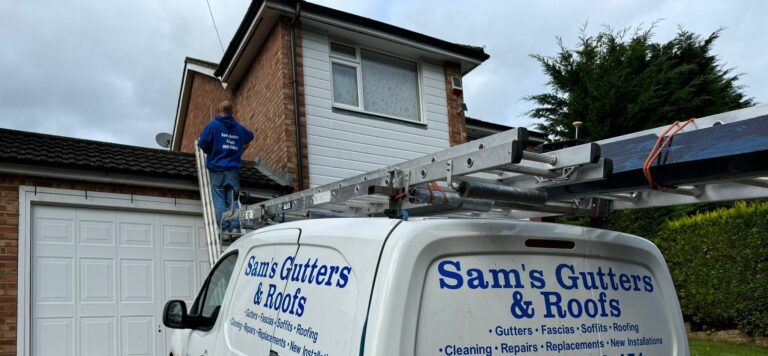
(332, 62), (359, 107)
(199, 252), (238, 324)
(361, 50), (420, 121)
(330, 43), (356, 60)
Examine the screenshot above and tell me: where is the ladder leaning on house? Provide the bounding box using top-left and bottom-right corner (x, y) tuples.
(194, 141), (231, 266)
(199, 106), (768, 266)
(194, 141), (290, 266)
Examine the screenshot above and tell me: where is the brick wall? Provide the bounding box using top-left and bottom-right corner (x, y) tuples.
(179, 18), (309, 191)
(687, 324), (768, 347)
(179, 72), (234, 154)
(0, 174), (198, 356)
(444, 62), (467, 146)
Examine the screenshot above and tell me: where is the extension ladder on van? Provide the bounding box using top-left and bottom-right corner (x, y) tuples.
(234, 105), (768, 231)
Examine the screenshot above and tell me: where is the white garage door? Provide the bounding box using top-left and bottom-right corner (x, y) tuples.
(31, 205), (210, 356)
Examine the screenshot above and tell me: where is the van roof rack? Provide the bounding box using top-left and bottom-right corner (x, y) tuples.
(235, 105), (768, 229)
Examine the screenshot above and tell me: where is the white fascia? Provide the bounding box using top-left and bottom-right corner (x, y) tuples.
(171, 62), (219, 151)
(265, 1), (484, 73)
(220, 1), (268, 86)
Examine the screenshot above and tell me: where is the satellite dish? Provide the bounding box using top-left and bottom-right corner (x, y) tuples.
(155, 132), (173, 148)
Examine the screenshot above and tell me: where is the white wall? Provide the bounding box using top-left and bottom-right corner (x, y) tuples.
(301, 28), (451, 187)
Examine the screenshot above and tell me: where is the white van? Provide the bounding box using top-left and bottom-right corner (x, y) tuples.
(163, 218), (688, 355)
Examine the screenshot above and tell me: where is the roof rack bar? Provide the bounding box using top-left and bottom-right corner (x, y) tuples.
(657, 185), (704, 197)
(735, 177), (768, 189)
(590, 192), (641, 203)
(305, 210), (361, 219)
(493, 201), (593, 216)
(233, 106), (768, 230)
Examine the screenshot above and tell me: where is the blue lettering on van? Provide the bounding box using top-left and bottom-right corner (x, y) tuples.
(244, 254), (352, 318)
(436, 260), (654, 319)
(437, 260), (526, 290)
(244, 256), (271, 278)
(243, 255), (352, 289)
(437, 261), (463, 289)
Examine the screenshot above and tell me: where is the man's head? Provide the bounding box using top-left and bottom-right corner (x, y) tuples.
(218, 100), (233, 116)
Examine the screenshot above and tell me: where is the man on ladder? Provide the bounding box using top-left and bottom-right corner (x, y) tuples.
(198, 100), (254, 234)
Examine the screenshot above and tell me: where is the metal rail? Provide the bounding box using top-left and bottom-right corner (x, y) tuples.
(233, 105), (768, 230)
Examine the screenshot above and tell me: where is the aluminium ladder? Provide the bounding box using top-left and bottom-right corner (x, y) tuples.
(233, 105), (768, 231)
(194, 142), (223, 266)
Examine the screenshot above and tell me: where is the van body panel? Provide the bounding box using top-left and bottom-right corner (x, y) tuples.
(169, 218), (688, 356)
(222, 219), (400, 355)
(583, 226), (689, 353)
(364, 219), (688, 356)
(223, 228), (302, 355)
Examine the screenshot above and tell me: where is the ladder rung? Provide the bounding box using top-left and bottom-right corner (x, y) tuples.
(522, 151), (557, 165)
(498, 165), (557, 178)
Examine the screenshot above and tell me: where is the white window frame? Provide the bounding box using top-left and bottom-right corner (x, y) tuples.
(329, 41), (426, 124)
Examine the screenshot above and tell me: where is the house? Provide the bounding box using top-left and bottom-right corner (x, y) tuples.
(1, 1), (538, 355)
(171, 0), (491, 190)
(0, 128), (289, 355)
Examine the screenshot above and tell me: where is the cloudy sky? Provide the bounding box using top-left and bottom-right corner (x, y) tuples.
(1, 0), (766, 148)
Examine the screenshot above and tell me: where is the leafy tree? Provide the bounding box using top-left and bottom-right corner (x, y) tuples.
(527, 24), (753, 141)
(528, 26), (764, 336)
(529, 24), (756, 241)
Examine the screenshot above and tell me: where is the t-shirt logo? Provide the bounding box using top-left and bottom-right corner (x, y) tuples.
(221, 133), (241, 151)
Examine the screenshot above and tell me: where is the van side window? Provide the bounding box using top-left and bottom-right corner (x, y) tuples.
(190, 252), (239, 330)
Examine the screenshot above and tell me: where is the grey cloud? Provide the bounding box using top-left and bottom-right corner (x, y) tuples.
(381, 0), (767, 129)
(1, 0), (765, 148)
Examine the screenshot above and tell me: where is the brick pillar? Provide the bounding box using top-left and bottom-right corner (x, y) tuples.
(444, 62), (467, 146)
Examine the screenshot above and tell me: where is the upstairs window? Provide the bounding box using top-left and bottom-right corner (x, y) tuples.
(330, 42), (422, 123)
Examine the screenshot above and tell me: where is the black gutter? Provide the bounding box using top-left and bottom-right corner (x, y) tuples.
(466, 117), (515, 132)
(215, 0), (490, 77)
(466, 117), (548, 143)
(290, 2), (305, 190)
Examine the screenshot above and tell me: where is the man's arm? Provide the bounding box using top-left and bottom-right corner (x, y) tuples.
(198, 123), (214, 154)
(241, 126), (254, 152)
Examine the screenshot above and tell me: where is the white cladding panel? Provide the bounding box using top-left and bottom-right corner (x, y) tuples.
(301, 28), (451, 187)
(31, 206), (209, 356)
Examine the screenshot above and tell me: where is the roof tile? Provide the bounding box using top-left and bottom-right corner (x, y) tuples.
(0, 128), (290, 191)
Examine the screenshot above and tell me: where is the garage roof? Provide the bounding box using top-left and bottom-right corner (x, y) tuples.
(0, 128), (291, 191)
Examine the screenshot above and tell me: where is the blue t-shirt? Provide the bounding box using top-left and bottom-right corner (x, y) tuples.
(197, 115), (254, 171)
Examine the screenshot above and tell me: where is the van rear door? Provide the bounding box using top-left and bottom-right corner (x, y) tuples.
(365, 219), (687, 356)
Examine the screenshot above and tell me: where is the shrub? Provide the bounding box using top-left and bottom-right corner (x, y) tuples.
(655, 201), (768, 336)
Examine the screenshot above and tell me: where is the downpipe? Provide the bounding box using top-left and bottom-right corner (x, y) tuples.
(290, 2), (305, 190)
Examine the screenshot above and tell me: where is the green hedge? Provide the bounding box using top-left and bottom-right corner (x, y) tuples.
(654, 201), (768, 336)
